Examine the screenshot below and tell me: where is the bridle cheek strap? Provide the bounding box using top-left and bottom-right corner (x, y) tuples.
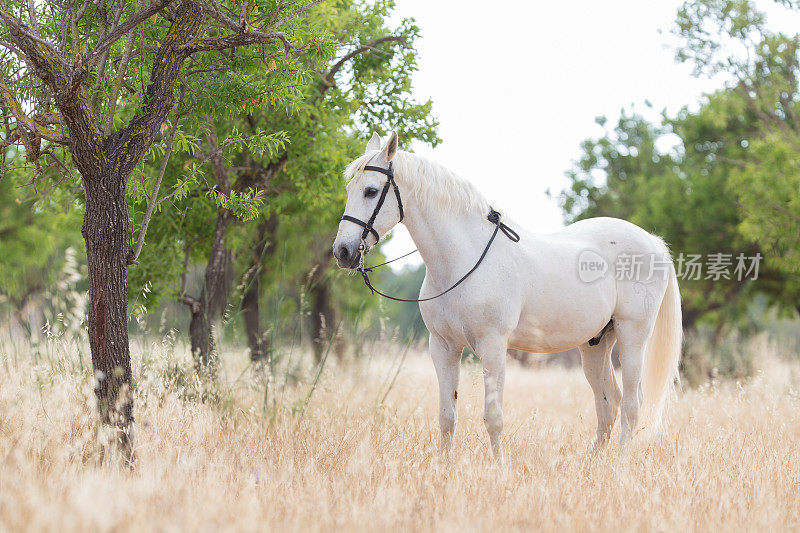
(340, 162), (402, 243)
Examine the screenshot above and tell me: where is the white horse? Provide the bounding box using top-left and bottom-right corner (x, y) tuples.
(333, 131), (682, 461)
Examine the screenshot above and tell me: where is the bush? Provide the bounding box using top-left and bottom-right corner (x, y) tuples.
(681, 330), (755, 387)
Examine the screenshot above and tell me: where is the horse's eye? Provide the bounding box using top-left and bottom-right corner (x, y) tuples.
(364, 187), (379, 199)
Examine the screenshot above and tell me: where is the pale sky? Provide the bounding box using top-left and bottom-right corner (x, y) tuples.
(380, 0), (727, 267)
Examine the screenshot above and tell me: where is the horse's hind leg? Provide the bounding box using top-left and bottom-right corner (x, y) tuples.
(614, 318), (651, 451)
(429, 333), (461, 459)
(579, 331), (621, 451)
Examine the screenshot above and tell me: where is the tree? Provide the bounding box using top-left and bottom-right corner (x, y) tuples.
(128, 0), (438, 366)
(233, 1), (438, 362)
(674, 0), (800, 280)
(0, 0), (331, 454)
(555, 104), (797, 332)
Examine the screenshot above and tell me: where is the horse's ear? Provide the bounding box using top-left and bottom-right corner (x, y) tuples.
(382, 130), (398, 161)
(366, 132), (381, 153)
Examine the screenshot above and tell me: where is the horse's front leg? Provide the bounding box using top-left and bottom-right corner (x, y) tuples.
(429, 333), (461, 459)
(475, 336), (507, 464)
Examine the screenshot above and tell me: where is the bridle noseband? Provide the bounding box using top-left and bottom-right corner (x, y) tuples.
(340, 160), (521, 303)
(340, 161), (403, 244)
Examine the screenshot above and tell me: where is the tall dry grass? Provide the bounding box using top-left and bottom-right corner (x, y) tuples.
(1, 333), (800, 531)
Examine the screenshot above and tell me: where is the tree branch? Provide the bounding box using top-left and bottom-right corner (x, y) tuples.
(89, 0), (125, 106)
(0, 76), (68, 143)
(104, 0), (144, 136)
(271, 0), (325, 29)
(192, 0), (245, 33)
(179, 243), (192, 296)
(184, 31), (292, 54)
(186, 0), (324, 53)
(0, 38), (29, 63)
(234, 151), (286, 193)
(179, 294), (201, 313)
(0, 0), (104, 176)
(0, 3), (69, 69)
(84, 0), (175, 70)
(204, 117), (231, 194)
(107, 1), (201, 179)
(25, 0), (38, 33)
(323, 36), (405, 86)
(155, 136), (248, 207)
(193, 0), (322, 34)
(129, 91), (184, 265)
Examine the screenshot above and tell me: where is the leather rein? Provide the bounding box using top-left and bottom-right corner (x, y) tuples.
(340, 161), (521, 303)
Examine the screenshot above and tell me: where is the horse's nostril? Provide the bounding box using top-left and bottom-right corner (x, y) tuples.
(339, 245), (349, 260)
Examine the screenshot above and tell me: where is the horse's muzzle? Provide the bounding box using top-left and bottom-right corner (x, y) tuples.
(334, 241), (367, 269)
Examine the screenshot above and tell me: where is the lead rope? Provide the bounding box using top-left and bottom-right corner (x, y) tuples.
(356, 208), (520, 303)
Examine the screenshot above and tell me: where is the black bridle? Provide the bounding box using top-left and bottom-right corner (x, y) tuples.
(340, 161), (521, 303)
(340, 162), (403, 243)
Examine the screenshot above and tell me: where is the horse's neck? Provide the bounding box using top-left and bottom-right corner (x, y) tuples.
(402, 202), (488, 289)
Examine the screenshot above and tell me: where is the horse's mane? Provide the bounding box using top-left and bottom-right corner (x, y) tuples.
(344, 150), (489, 216)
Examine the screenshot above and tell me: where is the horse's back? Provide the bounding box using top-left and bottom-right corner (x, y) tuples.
(558, 217), (667, 255)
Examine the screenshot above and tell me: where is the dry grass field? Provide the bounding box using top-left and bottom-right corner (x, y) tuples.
(2, 334), (800, 532)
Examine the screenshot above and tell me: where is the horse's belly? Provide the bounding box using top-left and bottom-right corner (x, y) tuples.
(507, 285), (615, 354)
(507, 322), (585, 353)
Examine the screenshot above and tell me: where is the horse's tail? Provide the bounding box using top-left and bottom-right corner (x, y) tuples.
(641, 243), (682, 430)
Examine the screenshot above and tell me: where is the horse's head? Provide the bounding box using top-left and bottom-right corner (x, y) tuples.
(333, 131), (401, 269)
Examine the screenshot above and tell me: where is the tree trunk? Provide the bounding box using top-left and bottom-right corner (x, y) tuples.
(310, 279), (337, 363)
(305, 238), (344, 363)
(309, 259), (348, 364)
(242, 215), (278, 362)
(188, 297), (213, 371)
(183, 210), (232, 371)
(242, 275), (264, 362)
(683, 307), (701, 335)
(82, 171), (134, 456)
(203, 211), (232, 325)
